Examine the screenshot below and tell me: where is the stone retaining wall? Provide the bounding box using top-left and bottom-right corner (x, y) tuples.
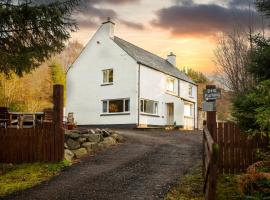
(64, 128), (123, 161)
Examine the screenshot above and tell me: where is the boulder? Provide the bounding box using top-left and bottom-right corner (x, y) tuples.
(81, 133), (91, 138)
(87, 134), (102, 143)
(100, 137), (117, 148)
(64, 143), (68, 149)
(111, 133), (124, 142)
(77, 137), (87, 144)
(64, 149), (74, 161)
(101, 130), (110, 137)
(82, 142), (98, 152)
(95, 128), (102, 134)
(79, 129), (89, 134)
(69, 132), (81, 139)
(89, 129), (96, 134)
(66, 139), (80, 150)
(72, 148), (88, 159)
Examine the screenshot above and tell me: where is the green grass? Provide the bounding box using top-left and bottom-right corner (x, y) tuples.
(217, 174), (242, 200)
(164, 163), (204, 200)
(0, 160), (70, 197)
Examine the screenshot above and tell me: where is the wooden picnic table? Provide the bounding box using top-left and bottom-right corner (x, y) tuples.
(9, 112), (44, 128)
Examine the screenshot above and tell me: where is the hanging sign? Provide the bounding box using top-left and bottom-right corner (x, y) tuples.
(202, 101), (216, 112)
(203, 88), (221, 101)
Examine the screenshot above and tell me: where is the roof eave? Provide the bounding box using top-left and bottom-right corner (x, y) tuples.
(137, 61), (197, 85)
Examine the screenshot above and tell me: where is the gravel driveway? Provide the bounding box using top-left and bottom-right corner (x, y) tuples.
(2, 129), (202, 200)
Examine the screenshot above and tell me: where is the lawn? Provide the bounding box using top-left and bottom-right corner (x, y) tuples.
(0, 160), (70, 197)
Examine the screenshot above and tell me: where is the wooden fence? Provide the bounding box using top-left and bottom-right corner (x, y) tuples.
(0, 85), (64, 163)
(203, 125), (219, 200)
(210, 122), (269, 174)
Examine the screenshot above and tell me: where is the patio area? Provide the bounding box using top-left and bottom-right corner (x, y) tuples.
(0, 107), (53, 128)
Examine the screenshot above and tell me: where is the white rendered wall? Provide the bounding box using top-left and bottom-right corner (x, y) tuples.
(66, 24), (138, 125)
(139, 65), (183, 126)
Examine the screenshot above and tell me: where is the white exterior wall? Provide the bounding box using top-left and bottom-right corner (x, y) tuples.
(180, 80), (198, 129)
(139, 65), (181, 126)
(66, 23), (139, 125)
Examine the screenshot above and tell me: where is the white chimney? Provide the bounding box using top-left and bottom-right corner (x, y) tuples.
(167, 52), (176, 67)
(102, 17), (115, 39)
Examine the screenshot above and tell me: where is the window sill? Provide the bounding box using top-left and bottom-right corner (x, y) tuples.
(140, 113), (160, 117)
(166, 91), (178, 97)
(101, 83), (113, 86)
(100, 112), (130, 116)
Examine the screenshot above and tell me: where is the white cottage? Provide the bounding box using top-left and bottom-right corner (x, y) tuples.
(66, 19), (198, 129)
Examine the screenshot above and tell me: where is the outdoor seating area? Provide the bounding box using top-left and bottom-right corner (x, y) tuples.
(0, 107), (53, 128)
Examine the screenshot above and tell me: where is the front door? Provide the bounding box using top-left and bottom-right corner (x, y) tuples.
(166, 103), (174, 126)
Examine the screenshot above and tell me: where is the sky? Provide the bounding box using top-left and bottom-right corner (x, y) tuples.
(70, 0), (267, 75)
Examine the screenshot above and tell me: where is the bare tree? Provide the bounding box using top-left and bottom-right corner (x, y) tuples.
(214, 29), (255, 94)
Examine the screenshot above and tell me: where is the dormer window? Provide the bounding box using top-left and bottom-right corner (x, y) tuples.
(166, 77), (175, 93)
(102, 69), (113, 84)
(188, 84), (193, 97)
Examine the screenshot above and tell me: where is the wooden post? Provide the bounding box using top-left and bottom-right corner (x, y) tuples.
(53, 84), (64, 127)
(206, 85), (217, 142)
(53, 84), (64, 161)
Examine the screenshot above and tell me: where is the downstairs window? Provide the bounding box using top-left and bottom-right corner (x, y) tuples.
(102, 99), (130, 113)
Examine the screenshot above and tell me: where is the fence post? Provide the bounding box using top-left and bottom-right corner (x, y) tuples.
(206, 85), (217, 142)
(53, 84), (64, 127)
(53, 84), (64, 161)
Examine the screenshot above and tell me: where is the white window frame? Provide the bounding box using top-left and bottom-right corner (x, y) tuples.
(102, 98), (130, 114)
(140, 99), (159, 115)
(102, 69), (113, 84)
(166, 77), (175, 93)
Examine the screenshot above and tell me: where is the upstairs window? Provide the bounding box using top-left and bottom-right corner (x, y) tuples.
(103, 69), (113, 84)
(184, 103), (193, 117)
(188, 84), (193, 97)
(102, 99), (130, 113)
(140, 99), (158, 115)
(166, 77), (175, 93)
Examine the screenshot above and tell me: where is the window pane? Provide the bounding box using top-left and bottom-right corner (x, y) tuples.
(154, 102), (158, 114)
(140, 100), (144, 112)
(102, 101), (107, 113)
(108, 70), (113, 83)
(109, 100), (124, 113)
(125, 99), (130, 112)
(103, 70), (108, 83)
(189, 85), (193, 96)
(167, 78), (174, 92)
(144, 100), (154, 114)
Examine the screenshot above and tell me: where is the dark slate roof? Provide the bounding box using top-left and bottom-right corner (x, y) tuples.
(113, 36), (195, 84)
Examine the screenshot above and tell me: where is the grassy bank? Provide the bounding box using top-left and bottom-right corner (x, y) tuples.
(165, 163), (204, 200)
(0, 160), (70, 197)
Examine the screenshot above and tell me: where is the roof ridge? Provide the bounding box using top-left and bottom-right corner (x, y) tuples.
(114, 36), (175, 68)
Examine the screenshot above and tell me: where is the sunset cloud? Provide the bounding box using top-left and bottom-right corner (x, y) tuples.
(151, 0), (263, 37)
(75, 0), (144, 30)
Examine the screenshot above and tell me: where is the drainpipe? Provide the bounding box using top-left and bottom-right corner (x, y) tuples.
(137, 63), (141, 127)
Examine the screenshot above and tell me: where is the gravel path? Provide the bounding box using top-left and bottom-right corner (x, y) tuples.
(2, 129), (202, 200)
